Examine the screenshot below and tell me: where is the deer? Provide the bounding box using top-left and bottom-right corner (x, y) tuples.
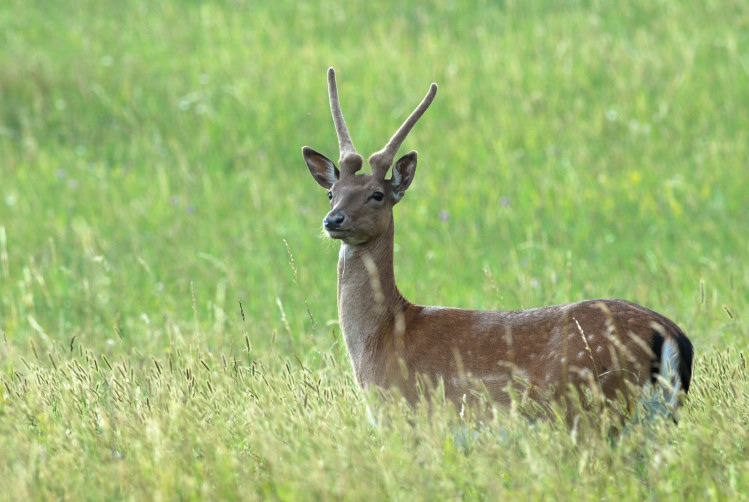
(302, 68), (694, 421)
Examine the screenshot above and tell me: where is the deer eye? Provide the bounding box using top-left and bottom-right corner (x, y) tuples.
(372, 191), (384, 201)
(327, 191), (333, 200)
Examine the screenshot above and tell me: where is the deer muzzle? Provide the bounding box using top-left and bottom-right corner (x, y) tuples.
(323, 212), (346, 232)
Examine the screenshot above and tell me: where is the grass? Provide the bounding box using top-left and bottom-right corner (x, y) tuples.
(1, 0), (748, 499)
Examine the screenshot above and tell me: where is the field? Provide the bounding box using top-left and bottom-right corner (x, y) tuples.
(1, 0), (748, 499)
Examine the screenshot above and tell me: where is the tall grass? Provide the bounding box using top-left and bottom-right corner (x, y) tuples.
(1, 0), (748, 499)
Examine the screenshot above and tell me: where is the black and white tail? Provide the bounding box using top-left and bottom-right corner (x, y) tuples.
(644, 326), (694, 420)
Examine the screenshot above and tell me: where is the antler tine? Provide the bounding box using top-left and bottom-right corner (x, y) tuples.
(369, 83), (438, 178)
(327, 68), (363, 175)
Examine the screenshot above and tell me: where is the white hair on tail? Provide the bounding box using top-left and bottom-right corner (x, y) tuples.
(641, 338), (683, 420)
(659, 338), (683, 407)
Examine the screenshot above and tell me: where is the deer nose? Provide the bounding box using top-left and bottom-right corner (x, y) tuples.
(324, 212), (345, 230)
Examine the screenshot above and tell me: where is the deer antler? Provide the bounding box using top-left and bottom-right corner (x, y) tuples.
(369, 83), (438, 179)
(327, 68), (363, 176)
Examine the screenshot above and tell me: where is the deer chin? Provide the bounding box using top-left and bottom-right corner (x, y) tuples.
(325, 229), (365, 245)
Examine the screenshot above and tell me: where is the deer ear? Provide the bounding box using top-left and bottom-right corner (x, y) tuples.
(303, 147), (340, 189)
(390, 151), (417, 202)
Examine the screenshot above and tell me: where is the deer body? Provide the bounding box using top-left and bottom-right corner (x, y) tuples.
(304, 68), (694, 416)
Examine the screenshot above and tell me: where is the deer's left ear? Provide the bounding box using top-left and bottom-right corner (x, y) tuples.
(390, 151), (417, 202)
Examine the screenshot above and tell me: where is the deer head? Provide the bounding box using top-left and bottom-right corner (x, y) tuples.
(303, 68), (437, 245)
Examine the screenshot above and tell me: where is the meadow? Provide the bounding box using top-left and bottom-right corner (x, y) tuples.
(1, 0), (748, 499)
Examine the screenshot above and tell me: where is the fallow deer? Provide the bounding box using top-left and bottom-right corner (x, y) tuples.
(303, 68), (694, 419)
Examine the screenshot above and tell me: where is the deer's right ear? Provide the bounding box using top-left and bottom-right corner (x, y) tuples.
(303, 147), (340, 189)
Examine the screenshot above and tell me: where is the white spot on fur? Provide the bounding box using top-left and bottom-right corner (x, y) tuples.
(480, 374), (509, 383)
(577, 351), (585, 360)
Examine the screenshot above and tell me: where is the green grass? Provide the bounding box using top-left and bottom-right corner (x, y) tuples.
(1, 0), (748, 499)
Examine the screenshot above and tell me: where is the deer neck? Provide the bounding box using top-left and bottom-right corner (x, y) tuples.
(336, 215), (408, 385)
